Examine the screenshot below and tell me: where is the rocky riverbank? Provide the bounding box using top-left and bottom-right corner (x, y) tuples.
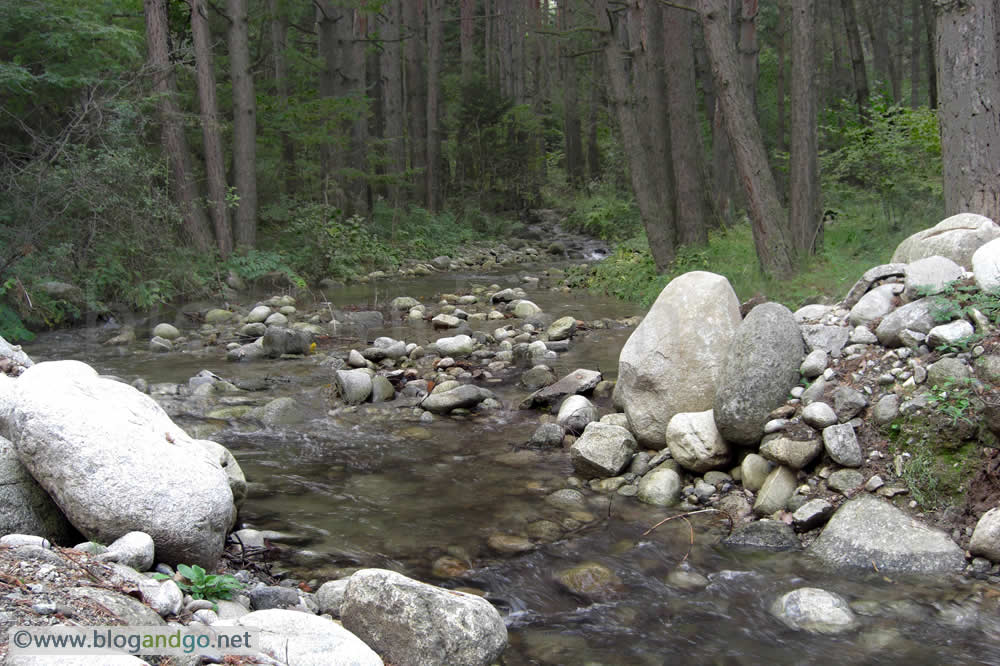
(4, 212), (1000, 663)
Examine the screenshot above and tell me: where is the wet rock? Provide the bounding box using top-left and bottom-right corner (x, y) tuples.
(512, 300), (542, 317)
(152, 323), (180, 340)
(547, 316), (577, 341)
(616, 272), (741, 446)
(249, 585), (302, 610)
(554, 562), (624, 603)
(822, 424), (863, 467)
(636, 466), (681, 507)
(149, 336), (173, 353)
(666, 409), (730, 473)
(370, 376), (395, 402)
(809, 495), (966, 573)
(204, 308), (233, 324)
(770, 588), (857, 634)
(262, 327), (314, 357)
(335, 370), (373, 405)
(421, 384), (488, 414)
(556, 395), (598, 434)
(432, 313), (462, 329)
(249, 397), (303, 426)
(433, 334), (476, 357)
(545, 489), (588, 513)
(391, 296), (420, 311)
(520, 368), (602, 408)
(520, 365), (556, 391)
(714, 303), (804, 445)
(247, 305), (272, 323)
(723, 520), (800, 551)
(569, 423), (637, 478)
(666, 565), (710, 591)
(530, 423), (565, 447)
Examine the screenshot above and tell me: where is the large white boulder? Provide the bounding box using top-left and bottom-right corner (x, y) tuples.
(0, 433), (74, 543)
(615, 272), (741, 446)
(891, 213), (1000, 269)
(0, 361), (240, 568)
(341, 568), (507, 666)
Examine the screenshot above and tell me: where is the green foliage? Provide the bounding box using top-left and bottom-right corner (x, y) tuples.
(920, 280), (1000, 325)
(153, 564), (243, 605)
(821, 98), (942, 224)
(926, 377), (977, 427)
(0, 280), (34, 342)
(562, 184), (642, 241)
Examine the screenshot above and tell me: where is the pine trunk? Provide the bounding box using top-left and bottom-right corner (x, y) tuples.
(228, 0), (257, 249)
(269, 0), (296, 195)
(841, 0), (870, 121)
(404, 0), (427, 205)
(699, 0), (797, 277)
(381, 1), (405, 205)
(191, 0), (231, 257)
(143, 0), (213, 251)
(426, 0), (443, 212)
(789, 0), (822, 255)
(935, 0), (1000, 221)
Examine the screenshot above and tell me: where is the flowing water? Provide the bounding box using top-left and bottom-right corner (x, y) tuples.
(22, 252), (1000, 665)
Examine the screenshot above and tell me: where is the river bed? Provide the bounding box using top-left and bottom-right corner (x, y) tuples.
(22, 261), (1000, 665)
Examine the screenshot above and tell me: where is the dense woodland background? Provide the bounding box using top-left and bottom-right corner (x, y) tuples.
(1, 0), (998, 340)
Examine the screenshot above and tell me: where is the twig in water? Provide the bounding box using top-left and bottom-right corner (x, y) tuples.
(641, 508), (730, 537)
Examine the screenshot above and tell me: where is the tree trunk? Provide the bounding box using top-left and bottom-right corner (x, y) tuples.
(910, 0), (922, 107)
(316, 1), (341, 200)
(190, 0), (232, 258)
(664, 5), (709, 246)
(586, 53), (603, 182)
(698, 0), (797, 277)
(461, 0), (476, 82)
(862, 3), (893, 96)
(789, 0), (822, 255)
(739, 0), (760, 113)
(404, 0), (427, 205)
(269, 0), (296, 195)
(560, 0), (584, 187)
(922, 0), (938, 107)
(775, 4), (787, 156)
(143, 0), (213, 252)
(426, 0), (443, 212)
(597, 0), (675, 270)
(841, 0), (870, 121)
(228, 0), (257, 249)
(347, 9), (369, 216)
(381, 0), (405, 205)
(935, 0), (1000, 221)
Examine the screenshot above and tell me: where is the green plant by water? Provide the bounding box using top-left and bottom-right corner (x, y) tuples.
(153, 564), (243, 606)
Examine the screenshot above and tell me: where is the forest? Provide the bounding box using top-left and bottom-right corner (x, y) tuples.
(1, 0), (998, 341)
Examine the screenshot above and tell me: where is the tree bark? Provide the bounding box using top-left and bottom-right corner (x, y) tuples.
(664, 5), (709, 246)
(268, 0), (296, 195)
(586, 52), (603, 182)
(227, 0), (257, 248)
(461, 0), (476, 82)
(775, 3), (787, 156)
(789, 0), (822, 255)
(934, 0), (1000, 221)
(190, 0), (232, 258)
(739, 0), (760, 113)
(597, 0), (675, 270)
(380, 0), (405, 205)
(921, 0), (938, 107)
(426, 0), (443, 212)
(698, 0), (797, 277)
(404, 0), (427, 205)
(560, 0), (585, 187)
(143, 0), (213, 252)
(910, 0), (922, 107)
(841, 0), (870, 121)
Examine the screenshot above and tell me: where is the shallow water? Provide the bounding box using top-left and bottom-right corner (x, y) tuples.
(23, 260), (1000, 666)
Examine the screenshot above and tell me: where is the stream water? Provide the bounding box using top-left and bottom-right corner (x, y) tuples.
(21, 252), (1000, 665)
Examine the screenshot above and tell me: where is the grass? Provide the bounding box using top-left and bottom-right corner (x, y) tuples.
(564, 188), (943, 310)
